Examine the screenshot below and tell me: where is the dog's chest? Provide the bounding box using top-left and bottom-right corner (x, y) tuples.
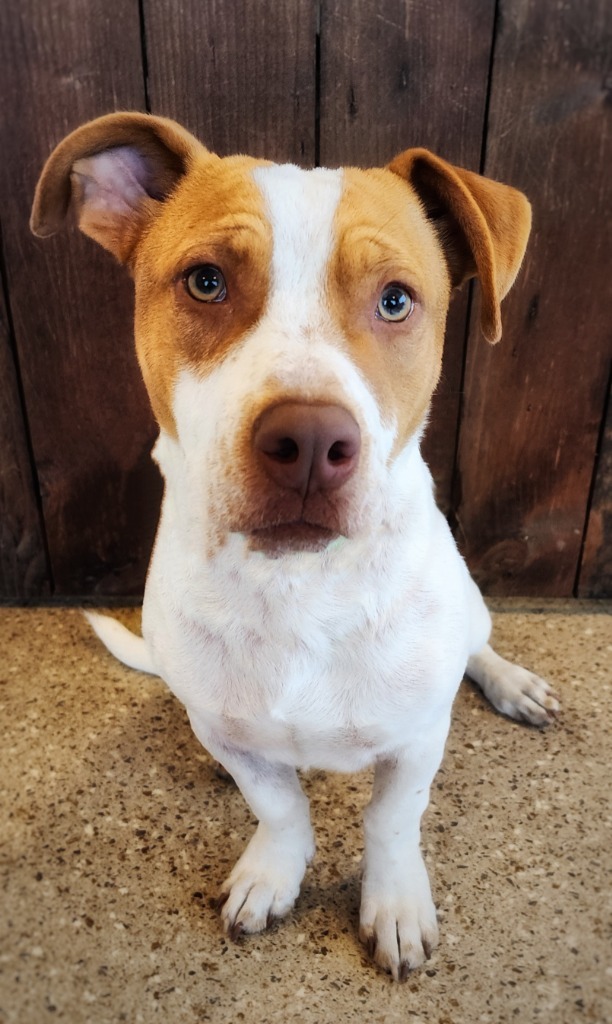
(143, 536), (469, 770)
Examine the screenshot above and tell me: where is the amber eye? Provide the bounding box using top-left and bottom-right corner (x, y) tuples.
(184, 265), (227, 302)
(376, 283), (414, 322)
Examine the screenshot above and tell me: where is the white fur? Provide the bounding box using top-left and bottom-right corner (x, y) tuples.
(83, 610), (156, 674)
(88, 161), (559, 979)
(253, 163), (345, 304)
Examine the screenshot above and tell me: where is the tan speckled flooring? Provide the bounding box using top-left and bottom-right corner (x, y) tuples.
(1, 602), (611, 1023)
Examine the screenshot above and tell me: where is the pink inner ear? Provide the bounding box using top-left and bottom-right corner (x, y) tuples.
(72, 145), (152, 221)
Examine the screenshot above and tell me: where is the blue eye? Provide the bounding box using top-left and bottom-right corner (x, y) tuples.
(185, 265), (227, 302)
(377, 283), (414, 322)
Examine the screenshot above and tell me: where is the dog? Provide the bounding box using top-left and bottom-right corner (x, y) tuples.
(31, 113), (560, 981)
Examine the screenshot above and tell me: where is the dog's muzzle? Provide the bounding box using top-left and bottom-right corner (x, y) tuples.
(247, 401), (361, 553)
(253, 402), (361, 497)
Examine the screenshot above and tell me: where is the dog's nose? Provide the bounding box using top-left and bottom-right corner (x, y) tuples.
(253, 402), (361, 496)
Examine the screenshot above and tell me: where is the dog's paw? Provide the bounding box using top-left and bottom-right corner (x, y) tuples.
(485, 663), (560, 726)
(468, 646), (560, 727)
(217, 823), (314, 938)
(359, 859), (439, 981)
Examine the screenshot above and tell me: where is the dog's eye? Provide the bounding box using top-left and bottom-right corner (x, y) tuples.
(184, 265), (227, 302)
(376, 284), (414, 323)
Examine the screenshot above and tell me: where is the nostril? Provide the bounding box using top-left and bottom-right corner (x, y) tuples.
(268, 437), (300, 464)
(328, 440), (354, 464)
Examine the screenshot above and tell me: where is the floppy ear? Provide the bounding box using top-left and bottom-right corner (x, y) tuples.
(31, 111), (208, 263)
(387, 148), (531, 343)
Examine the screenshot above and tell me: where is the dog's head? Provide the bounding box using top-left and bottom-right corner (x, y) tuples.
(32, 113), (530, 556)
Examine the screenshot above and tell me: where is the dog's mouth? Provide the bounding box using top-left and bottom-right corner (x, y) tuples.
(248, 520), (340, 555)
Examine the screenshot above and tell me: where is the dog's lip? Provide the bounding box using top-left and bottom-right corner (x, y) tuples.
(248, 520), (339, 554)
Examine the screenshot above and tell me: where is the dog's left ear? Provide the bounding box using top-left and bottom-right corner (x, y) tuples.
(388, 149), (531, 343)
(30, 112), (208, 263)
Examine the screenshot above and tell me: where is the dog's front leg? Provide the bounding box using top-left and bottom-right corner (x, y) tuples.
(198, 735), (315, 938)
(360, 730), (448, 981)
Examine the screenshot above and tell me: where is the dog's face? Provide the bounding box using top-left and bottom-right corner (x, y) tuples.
(134, 158), (451, 553)
(32, 114), (531, 555)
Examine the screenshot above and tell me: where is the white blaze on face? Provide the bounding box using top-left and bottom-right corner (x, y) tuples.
(164, 162), (404, 549)
(246, 163), (398, 450)
(251, 163), (344, 325)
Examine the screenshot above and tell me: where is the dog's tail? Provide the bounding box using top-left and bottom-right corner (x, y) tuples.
(84, 611), (158, 675)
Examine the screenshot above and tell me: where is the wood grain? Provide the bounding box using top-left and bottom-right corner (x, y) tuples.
(0, 0), (162, 597)
(0, 0), (609, 599)
(143, 0), (317, 164)
(0, 272), (50, 598)
(454, 0), (612, 595)
(579, 382), (612, 597)
(318, 0), (496, 512)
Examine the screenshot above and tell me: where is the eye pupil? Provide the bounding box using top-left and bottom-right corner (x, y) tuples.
(377, 284), (413, 322)
(382, 289), (406, 315)
(185, 264), (226, 302)
(196, 268), (219, 293)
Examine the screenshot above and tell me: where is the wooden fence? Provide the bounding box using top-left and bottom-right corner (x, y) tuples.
(0, 0), (610, 601)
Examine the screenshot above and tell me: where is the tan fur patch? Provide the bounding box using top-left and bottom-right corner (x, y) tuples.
(387, 149), (532, 344)
(328, 167), (451, 458)
(131, 155), (273, 434)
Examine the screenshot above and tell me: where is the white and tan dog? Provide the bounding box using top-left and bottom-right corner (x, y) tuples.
(31, 113), (559, 980)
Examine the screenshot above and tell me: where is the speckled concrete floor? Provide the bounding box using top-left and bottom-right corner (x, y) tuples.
(1, 602), (610, 1024)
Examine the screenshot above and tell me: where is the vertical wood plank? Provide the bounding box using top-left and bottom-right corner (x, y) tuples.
(319, 0), (496, 511)
(143, 0), (317, 164)
(0, 0), (162, 597)
(578, 382), (612, 597)
(0, 267), (50, 599)
(455, 0), (612, 595)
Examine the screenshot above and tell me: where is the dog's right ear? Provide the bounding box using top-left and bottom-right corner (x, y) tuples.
(388, 148), (531, 344)
(31, 112), (208, 263)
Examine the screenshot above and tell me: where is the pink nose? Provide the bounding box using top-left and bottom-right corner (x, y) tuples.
(253, 402), (361, 497)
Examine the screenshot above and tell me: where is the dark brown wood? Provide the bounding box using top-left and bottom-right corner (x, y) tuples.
(579, 383), (612, 597)
(318, 0), (496, 511)
(0, 276), (50, 599)
(143, 0), (317, 164)
(0, 0), (609, 600)
(0, 0), (162, 597)
(455, 0), (612, 596)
